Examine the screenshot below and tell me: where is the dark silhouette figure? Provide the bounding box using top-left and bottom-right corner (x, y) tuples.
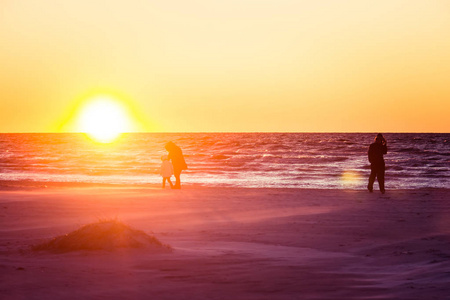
(368, 133), (387, 194)
(165, 142), (187, 189)
(160, 155), (174, 189)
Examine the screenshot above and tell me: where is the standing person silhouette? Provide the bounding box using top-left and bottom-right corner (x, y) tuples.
(368, 133), (387, 194)
(165, 142), (187, 189)
(160, 155), (174, 189)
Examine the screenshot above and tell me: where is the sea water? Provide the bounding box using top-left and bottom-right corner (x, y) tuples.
(0, 133), (448, 189)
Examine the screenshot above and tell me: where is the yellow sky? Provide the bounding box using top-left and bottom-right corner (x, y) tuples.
(0, 0), (449, 132)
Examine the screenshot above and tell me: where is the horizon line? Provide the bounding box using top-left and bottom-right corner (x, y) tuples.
(0, 131), (448, 134)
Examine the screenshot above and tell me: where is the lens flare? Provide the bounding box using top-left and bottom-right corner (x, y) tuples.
(341, 170), (362, 188)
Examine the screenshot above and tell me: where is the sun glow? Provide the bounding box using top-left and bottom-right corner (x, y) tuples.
(77, 96), (133, 143)
(341, 170), (362, 188)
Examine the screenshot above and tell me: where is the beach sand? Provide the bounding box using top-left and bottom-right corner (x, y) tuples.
(1, 187), (449, 299)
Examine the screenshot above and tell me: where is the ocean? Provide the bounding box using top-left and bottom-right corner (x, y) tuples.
(0, 133), (448, 189)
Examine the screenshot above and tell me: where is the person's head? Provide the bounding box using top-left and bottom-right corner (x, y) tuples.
(161, 155), (169, 161)
(375, 133), (384, 143)
(165, 141), (175, 152)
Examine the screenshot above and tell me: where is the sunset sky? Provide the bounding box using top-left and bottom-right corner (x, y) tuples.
(1, 0), (449, 133)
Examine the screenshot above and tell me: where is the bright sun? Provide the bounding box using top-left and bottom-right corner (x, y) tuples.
(78, 96), (132, 143)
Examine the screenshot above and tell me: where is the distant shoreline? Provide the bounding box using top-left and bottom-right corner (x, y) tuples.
(1, 180), (448, 192)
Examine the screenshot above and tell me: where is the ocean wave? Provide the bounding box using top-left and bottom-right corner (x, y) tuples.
(0, 133), (449, 189)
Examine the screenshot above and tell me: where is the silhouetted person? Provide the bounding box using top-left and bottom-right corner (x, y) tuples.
(368, 133), (387, 194)
(165, 142), (187, 189)
(160, 155), (174, 189)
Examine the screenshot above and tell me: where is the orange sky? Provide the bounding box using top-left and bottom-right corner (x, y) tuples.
(0, 0), (449, 133)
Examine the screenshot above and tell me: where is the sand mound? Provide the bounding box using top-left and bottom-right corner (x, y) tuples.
(33, 220), (172, 253)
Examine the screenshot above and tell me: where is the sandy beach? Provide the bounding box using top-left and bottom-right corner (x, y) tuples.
(1, 187), (449, 299)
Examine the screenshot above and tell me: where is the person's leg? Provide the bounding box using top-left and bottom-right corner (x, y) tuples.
(368, 165), (376, 192)
(168, 178), (174, 188)
(174, 169), (181, 189)
(378, 165), (385, 193)
(162, 178), (166, 188)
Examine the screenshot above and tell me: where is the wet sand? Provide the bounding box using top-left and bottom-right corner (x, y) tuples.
(1, 187), (449, 299)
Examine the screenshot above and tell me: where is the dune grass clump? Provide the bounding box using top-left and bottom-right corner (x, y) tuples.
(33, 219), (172, 253)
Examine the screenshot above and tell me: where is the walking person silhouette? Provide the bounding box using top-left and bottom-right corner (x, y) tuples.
(368, 133), (387, 194)
(165, 142), (187, 189)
